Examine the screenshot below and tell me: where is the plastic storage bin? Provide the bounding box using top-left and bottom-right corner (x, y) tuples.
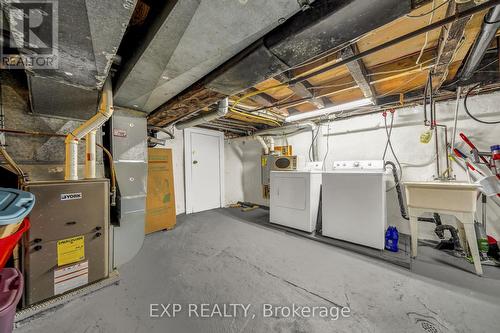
(0, 218), (30, 269)
(0, 188), (35, 238)
(0, 268), (23, 333)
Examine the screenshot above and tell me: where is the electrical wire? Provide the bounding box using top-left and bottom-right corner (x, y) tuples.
(464, 83), (500, 124)
(226, 1), (480, 116)
(407, 0), (450, 18)
(230, 87), (285, 127)
(227, 0), (438, 112)
(322, 118), (332, 171)
(416, 0), (437, 65)
(226, 1), (495, 122)
(378, 71), (429, 98)
(308, 126), (320, 161)
(367, 57), (436, 77)
(278, 30), (375, 76)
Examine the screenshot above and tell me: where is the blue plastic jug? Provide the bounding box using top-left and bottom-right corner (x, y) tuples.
(385, 226), (399, 252)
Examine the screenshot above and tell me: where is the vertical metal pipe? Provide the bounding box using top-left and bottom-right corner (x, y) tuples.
(433, 95), (440, 178)
(443, 125), (450, 178)
(434, 125), (440, 178)
(482, 194), (487, 229)
(450, 87), (462, 151)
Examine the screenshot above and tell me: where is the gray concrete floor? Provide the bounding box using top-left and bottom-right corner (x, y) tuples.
(17, 209), (500, 333)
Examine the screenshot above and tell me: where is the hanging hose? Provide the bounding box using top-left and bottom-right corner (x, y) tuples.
(385, 161), (409, 220)
(386, 161), (445, 227)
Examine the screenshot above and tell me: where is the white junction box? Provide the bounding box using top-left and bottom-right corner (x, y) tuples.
(322, 161), (387, 249)
(270, 171), (322, 232)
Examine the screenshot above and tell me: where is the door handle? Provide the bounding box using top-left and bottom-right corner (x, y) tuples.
(193, 160), (198, 165)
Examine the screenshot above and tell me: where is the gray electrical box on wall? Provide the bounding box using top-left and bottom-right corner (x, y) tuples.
(22, 180), (109, 306)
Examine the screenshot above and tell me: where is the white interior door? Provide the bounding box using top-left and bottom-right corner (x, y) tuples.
(184, 128), (224, 214)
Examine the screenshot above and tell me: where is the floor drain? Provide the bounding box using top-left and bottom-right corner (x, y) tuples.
(419, 320), (440, 333)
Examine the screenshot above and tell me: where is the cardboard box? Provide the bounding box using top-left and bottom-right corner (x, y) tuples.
(145, 148), (176, 234)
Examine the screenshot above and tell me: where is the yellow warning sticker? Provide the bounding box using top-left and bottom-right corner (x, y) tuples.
(57, 235), (85, 267)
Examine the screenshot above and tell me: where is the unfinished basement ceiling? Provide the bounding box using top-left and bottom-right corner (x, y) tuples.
(1, 0), (136, 119)
(113, 0), (303, 113)
(145, 0), (500, 136)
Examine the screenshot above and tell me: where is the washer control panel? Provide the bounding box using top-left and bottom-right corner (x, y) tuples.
(332, 160), (385, 171)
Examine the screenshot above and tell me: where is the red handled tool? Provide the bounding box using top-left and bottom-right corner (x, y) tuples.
(459, 133), (490, 165)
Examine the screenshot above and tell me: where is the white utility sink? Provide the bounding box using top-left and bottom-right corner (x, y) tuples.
(404, 181), (483, 276)
(404, 181), (479, 213)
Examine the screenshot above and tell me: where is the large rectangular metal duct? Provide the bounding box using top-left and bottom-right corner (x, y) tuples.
(206, 0), (412, 96)
(113, 0), (302, 113)
(2, 0), (136, 119)
(110, 107), (147, 267)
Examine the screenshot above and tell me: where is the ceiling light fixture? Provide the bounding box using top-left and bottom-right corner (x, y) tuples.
(285, 98), (374, 122)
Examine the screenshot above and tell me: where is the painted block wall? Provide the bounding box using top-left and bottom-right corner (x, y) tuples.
(226, 91), (500, 241)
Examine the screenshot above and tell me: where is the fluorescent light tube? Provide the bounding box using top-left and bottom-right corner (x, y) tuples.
(285, 98), (374, 122)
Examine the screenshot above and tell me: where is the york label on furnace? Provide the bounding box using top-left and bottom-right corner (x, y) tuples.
(61, 192), (83, 201)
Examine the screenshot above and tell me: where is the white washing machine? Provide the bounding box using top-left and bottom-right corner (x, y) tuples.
(270, 171), (322, 232)
(322, 160), (387, 249)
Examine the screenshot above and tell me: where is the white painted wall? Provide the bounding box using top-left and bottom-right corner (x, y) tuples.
(228, 91), (500, 241)
(225, 141), (245, 205)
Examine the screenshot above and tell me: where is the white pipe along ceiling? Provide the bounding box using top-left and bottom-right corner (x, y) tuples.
(175, 98), (229, 130)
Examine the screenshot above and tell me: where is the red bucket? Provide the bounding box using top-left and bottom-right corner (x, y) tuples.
(0, 218), (30, 269)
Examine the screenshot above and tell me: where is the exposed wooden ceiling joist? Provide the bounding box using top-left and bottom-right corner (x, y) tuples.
(433, 1), (474, 91)
(148, 83), (227, 127)
(148, 0), (500, 131)
(247, 88), (282, 114)
(275, 72), (326, 109)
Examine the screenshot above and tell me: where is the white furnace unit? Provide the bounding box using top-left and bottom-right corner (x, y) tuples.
(270, 171), (322, 232)
(322, 161), (387, 249)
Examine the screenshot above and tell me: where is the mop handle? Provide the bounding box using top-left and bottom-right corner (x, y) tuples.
(459, 133), (490, 165)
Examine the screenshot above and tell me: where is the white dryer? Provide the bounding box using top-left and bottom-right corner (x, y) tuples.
(270, 171), (322, 232)
(322, 161), (387, 249)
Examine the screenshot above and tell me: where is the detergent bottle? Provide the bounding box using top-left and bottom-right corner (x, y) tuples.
(385, 226), (399, 252)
